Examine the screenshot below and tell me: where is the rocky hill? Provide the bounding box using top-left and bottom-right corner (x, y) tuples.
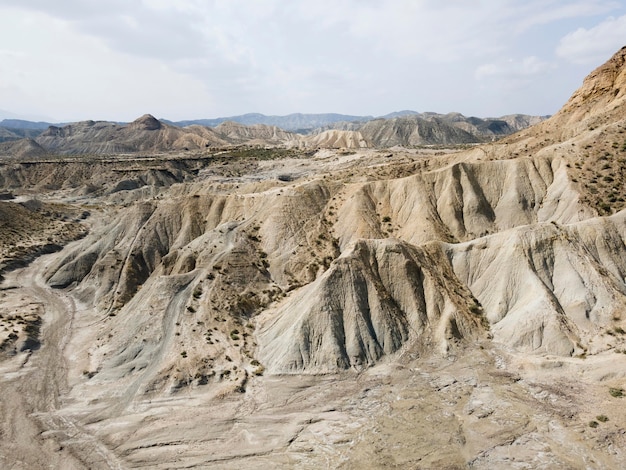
(0, 47), (626, 469)
(1, 115), (303, 155)
(33, 114), (225, 154)
(311, 112), (547, 144)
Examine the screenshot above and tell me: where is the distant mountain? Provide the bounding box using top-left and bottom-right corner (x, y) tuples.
(0, 127), (43, 143)
(0, 119), (58, 130)
(171, 113), (374, 132)
(380, 110), (421, 119)
(0, 110), (548, 156)
(309, 113), (549, 147)
(0, 114), (301, 155)
(358, 116), (478, 147)
(0, 119), (64, 144)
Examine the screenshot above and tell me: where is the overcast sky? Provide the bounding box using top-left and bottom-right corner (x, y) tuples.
(1, 0), (625, 122)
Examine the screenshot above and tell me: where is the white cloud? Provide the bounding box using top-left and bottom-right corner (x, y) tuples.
(0, 8), (214, 121)
(511, 0), (619, 32)
(556, 14), (626, 64)
(475, 56), (551, 81)
(288, 0), (619, 62)
(475, 64), (500, 80)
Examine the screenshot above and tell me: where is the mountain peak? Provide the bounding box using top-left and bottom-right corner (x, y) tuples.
(129, 114), (162, 131)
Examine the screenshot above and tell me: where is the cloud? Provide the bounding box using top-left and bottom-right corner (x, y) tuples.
(0, 8), (214, 121)
(3, 1), (619, 65)
(556, 14), (626, 64)
(475, 56), (551, 81)
(288, 0), (620, 62)
(510, 0), (619, 32)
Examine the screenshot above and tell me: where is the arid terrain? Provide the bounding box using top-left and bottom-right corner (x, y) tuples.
(1, 47), (626, 469)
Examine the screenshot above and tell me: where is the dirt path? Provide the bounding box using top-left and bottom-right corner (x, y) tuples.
(0, 254), (124, 469)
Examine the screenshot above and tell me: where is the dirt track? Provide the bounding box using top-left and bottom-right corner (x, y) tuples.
(0, 252), (124, 469)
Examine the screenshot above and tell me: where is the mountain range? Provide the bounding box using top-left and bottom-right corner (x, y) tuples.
(0, 111), (547, 157)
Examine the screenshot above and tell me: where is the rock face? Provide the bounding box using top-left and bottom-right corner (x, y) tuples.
(259, 239), (486, 373)
(558, 46), (626, 123)
(302, 129), (368, 148)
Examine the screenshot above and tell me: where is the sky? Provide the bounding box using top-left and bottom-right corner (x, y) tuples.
(1, 0), (626, 123)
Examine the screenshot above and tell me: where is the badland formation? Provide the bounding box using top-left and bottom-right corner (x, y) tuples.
(1, 46), (626, 469)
